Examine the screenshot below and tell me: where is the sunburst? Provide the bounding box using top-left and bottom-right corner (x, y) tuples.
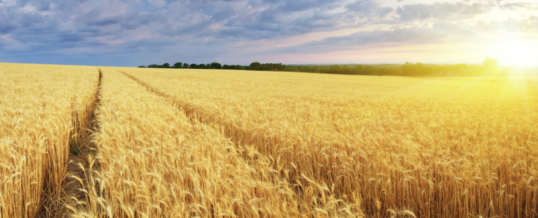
(498, 41), (537, 66)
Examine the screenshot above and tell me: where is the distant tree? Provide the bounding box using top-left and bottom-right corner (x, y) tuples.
(354, 65), (364, 74)
(262, 63), (284, 71)
(401, 62), (432, 76)
(329, 65), (341, 73)
(211, 62), (222, 69)
(138, 65), (146, 68)
(174, 62), (182, 68)
(199, 64), (206, 69)
(183, 63), (189, 68)
(148, 64), (160, 68)
(190, 63), (197, 68)
(483, 57), (499, 68)
(342, 65), (351, 74)
(163, 63), (170, 68)
(250, 62), (261, 70)
(364, 66), (375, 75)
(223, 65), (230, 69)
(260, 64), (271, 71)
(285, 66), (296, 71)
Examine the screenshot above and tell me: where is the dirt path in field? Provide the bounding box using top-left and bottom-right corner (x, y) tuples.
(120, 70), (364, 216)
(118, 70), (310, 198)
(119, 70), (283, 170)
(37, 68), (103, 218)
(120, 69), (274, 164)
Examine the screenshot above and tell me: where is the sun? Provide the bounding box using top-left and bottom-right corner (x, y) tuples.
(498, 42), (537, 66)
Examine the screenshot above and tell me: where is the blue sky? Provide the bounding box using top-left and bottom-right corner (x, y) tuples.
(0, 0), (537, 66)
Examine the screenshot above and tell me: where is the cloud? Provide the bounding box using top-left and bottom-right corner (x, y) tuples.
(525, 16), (538, 32)
(397, 1), (494, 21)
(146, 0), (166, 8)
(0, 23), (16, 34)
(274, 18), (537, 54)
(499, 2), (537, 10)
(1, 0), (395, 56)
(0, 0), (536, 66)
(276, 24), (458, 53)
(346, 0), (393, 19)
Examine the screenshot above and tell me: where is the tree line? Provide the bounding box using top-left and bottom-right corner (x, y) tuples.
(139, 58), (501, 77)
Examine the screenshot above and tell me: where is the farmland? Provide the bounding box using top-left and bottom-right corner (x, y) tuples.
(0, 63), (99, 217)
(1, 63), (538, 218)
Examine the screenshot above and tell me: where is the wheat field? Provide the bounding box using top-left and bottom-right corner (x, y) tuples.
(68, 68), (313, 217)
(0, 63), (99, 218)
(120, 67), (538, 217)
(1, 64), (538, 218)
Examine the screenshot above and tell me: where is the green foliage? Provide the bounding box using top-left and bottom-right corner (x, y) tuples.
(148, 63), (172, 68)
(141, 60), (491, 77)
(71, 142), (82, 155)
(223, 64), (245, 69)
(211, 62), (222, 69)
(250, 62), (261, 70)
(402, 62), (432, 76)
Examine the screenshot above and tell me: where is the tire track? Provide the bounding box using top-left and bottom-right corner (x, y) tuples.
(119, 70), (358, 216)
(38, 69), (103, 218)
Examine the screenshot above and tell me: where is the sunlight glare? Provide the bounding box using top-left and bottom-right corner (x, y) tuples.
(499, 42), (537, 66)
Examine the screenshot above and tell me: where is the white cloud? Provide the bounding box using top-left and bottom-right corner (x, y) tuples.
(19, 4), (37, 13)
(0, 0), (536, 66)
(1, 0), (16, 7)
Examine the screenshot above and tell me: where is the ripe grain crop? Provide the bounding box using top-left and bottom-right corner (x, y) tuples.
(0, 63), (99, 218)
(120, 67), (538, 217)
(70, 69), (357, 218)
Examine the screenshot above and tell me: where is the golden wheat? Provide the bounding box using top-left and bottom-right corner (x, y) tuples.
(3, 63), (537, 218)
(0, 63), (99, 218)
(71, 68), (358, 218)
(117, 67), (538, 217)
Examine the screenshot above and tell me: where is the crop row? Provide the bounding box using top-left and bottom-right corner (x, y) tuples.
(0, 63), (99, 218)
(70, 69), (356, 217)
(122, 68), (538, 217)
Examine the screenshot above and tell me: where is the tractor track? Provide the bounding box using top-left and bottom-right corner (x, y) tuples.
(37, 68), (103, 218)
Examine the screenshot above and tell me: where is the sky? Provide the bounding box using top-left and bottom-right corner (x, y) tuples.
(0, 0), (537, 66)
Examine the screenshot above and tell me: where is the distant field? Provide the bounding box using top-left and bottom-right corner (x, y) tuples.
(1, 63), (538, 217)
